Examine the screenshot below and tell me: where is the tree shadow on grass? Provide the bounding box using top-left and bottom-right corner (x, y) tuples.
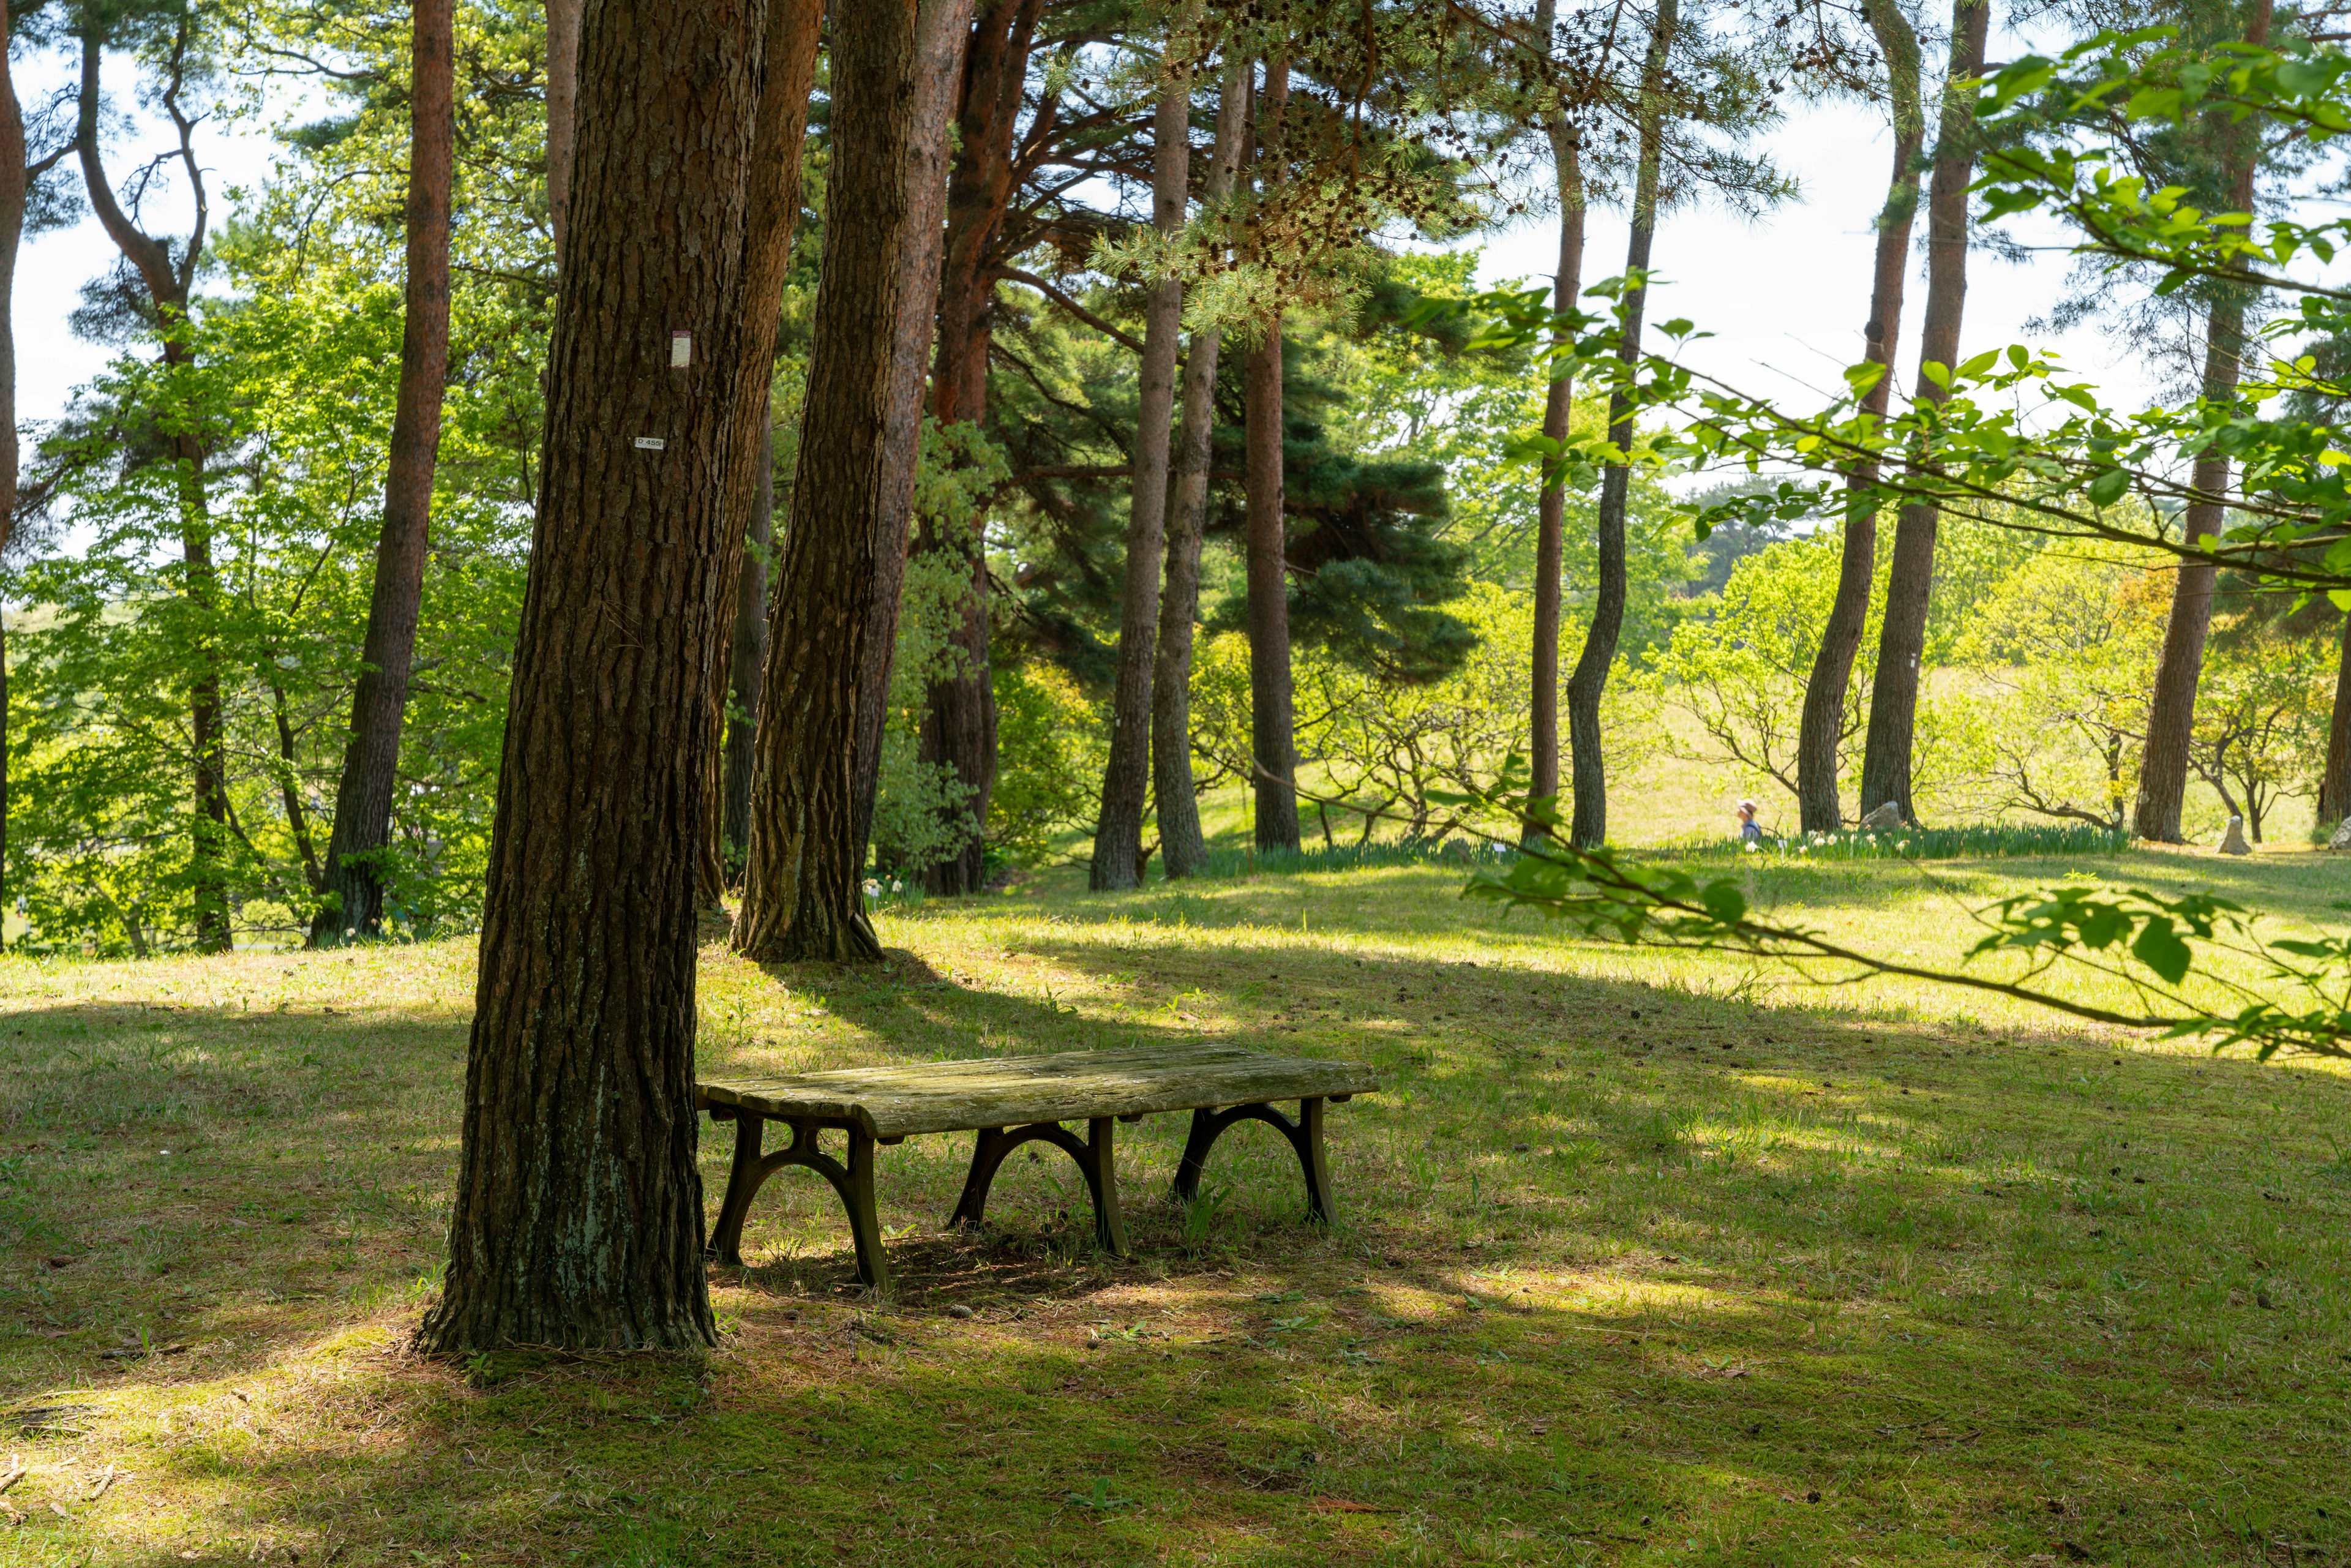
(4, 936), (2350, 1562)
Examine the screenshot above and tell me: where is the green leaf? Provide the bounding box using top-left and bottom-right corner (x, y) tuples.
(1700, 882), (1747, 926)
(2131, 917), (2192, 985)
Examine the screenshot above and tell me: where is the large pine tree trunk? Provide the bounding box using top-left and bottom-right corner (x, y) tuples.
(310, 0), (454, 944)
(416, 0), (769, 1355)
(693, 0), (824, 910)
(1857, 0), (1989, 827)
(1797, 0), (1921, 834)
(1151, 59), (1248, 880)
(855, 0), (973, 865)
(1529, 114), (1583, 823)
(1564, 0), (1674, 850)
(736, 0), (964, 963)
(1090, 29), (1193, 890)
(902, 0), (1033, 893)
(2134, 0), (2272, 843)
(2319, 610), (2351, 830)
(75, 27), (231, 950)
(544, 0), (580, 257)
(722, 432), (775, 864)
(1245, 56), (1300, 852)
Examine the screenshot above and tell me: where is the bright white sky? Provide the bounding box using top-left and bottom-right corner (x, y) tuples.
(13, 58), (2158, 435)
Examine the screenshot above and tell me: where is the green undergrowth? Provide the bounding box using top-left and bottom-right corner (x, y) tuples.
(0, 852), (2347, 1565)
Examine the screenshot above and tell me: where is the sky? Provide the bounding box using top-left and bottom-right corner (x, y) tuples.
(12, 54), (2161, 438)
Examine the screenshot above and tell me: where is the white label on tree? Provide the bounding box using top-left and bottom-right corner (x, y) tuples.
(634, 437), (667, 450)
(670, 330), (692, 368)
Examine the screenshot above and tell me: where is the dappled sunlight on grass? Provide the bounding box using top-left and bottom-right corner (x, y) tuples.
(1, 850), (2348, 1562)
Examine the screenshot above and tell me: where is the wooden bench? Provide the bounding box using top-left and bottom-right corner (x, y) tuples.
(697, 1043), (1378, 1290)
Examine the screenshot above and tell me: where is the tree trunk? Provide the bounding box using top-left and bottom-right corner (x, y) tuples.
(857, 0), (974, 867)
(75, 24), (230, 951)
(1245, 56), (1299, 852)
(1797, 0), (1921, 834)
(1152, 59), (1248, 880)
(693, 0), (825, 910)
(414, 0), (768, 1355)
(0, 0), (23, 934)
(2319, 610), (2351, 830)
(1564, 0), (1674, 850)
(904, 0), (1035, 893)
(2134, 0), (2273, 843)
(1528, 110), (1583, 826)
(735, 0), (961, 963)
(310, 0), (454, 945)
(722, 432), (775, 865)
(544, 0), (580, 258)
(1090, 26), (1193, 890)
(1856, 0), (1990, 827)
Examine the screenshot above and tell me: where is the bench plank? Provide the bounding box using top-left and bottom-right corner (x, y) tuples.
(697, 1043), (1377, 1141)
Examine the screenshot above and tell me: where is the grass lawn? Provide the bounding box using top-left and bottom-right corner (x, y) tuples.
(2, 847), (2350, 1565)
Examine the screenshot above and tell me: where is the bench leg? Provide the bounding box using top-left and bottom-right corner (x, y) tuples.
(947, 1120), (1130, 1259)
(703, 1112), (890, 1291)
(1171, 1097), (1335, 1225)
(710, 1111), (767, 1267)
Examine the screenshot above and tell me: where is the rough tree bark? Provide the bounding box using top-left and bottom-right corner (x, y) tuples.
(75, 23), (230, 950)
(1527, 7), (1584, 826)
(692, 0), (824, 910)
(1090, 19), (1194, 891)
(1796, 0), (1921, 834)
(544, 0), (580, 257)
(310, 0), (454, 945)
(2319, 611), (2351, 830)
(853, 0), (974, 863)
(722, 432), (775, 864)
(1857, 0), (1989, 827)
(1564, 0), (1674, 850)
(1245, 55), (1300, 852)
(735, 0), (958, 963)
(415, 0), (769, 1354)
(2134, 0), (2273, 843)
(904, 0), (1037, 893)
(1151, 59), (1248, 880)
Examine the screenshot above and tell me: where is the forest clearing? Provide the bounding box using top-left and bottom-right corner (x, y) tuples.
(4, 0), (2351, 1562)
(1, 843), (2347, 1566)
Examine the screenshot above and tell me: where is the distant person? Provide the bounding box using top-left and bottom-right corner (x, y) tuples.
(1736, 798), (1763, 844)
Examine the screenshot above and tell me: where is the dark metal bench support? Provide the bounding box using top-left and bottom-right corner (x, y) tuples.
(948, 1117), (1129, 1256)
(1172, 1097), (1334, 1223)
(707, 1111), (888, 1291)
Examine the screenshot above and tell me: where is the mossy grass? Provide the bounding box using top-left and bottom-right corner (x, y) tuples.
(2, 849), (2348, 1564)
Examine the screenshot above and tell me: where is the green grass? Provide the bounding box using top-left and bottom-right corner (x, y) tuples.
(2, 849), (2349, 1564)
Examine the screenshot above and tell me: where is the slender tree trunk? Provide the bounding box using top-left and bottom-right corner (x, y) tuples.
(415, 0), (768, 1355)
(694, 0), (824, 910)
(2134, 0), (2272, 842)
(856, 0), (973, 866)
(735, 0), (954, 963)
(722, 432), (775, 864)
(1245, 56), (1299, 852)
(2318, 610), (2351, 830)
(0, 0), (24, 935)
(1529, 114), (1583, 824)
(1152, 59), (1248, 880)
(1798, 0), (1921, 834)
(310, 0), (454, 944)
(1564, 0), (1674, 850)
(1090, 25), (1193, 890)
(1857, 0), (1990, 827)
(544, 0), (580, 258)
(76, 26), (230, 950)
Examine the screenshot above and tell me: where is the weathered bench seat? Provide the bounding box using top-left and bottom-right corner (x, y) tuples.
(699, 1043), (1378, 1289)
